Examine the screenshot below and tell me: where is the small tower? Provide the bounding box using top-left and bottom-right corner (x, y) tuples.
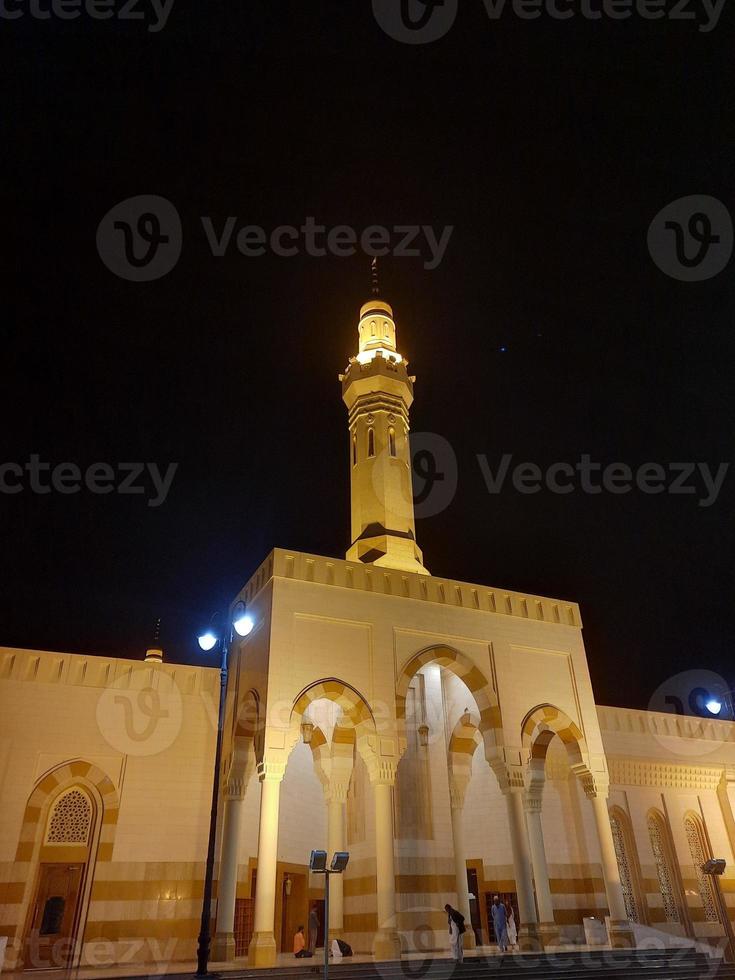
(340, 286), (429, 575)
(144, 618), (164, 663)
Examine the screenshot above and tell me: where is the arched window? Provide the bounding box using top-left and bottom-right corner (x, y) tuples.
(352, 435), (357, 466)
(684, 813), (718, 921)
(610, 807), (644, 923)
(647, 810), (683, 923)
(389, 428), (396, 458)
(367, 428), (375, 458)
(46, 788), (92, 845)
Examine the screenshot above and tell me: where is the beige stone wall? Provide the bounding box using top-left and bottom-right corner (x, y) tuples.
(4, 549), (735, 966)
(0, 647), (218, 970)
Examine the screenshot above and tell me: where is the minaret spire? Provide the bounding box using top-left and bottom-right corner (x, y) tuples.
(339, 287), (429, 575)
(371, 257), (380, 296)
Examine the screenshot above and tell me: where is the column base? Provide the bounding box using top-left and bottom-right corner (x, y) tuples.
(517, 923), (543, 952)
(608, 919), (635, 948)
(211, 931), (236, 962)
(463, 930), (477, 949)
(247, 931), (277, 966)
(373, 929), (402, 960)
(537, 922), (560, 948)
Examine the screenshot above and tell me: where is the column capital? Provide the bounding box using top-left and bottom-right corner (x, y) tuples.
(258, 761), (286, 782)
(369, 760), (398, 786)
(524, 793), (543, 814)
(581, 772), (610, 799)
(326, 781), (350, 804)
(492, 761), (525, 794)
(225, 778), (247, 801)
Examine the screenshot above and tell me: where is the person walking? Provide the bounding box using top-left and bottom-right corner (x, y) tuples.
(506, 904), (518, 949)
(444, 903), (466, 963)
(308, 905), (320, 954)
(491, 896), (508, 953)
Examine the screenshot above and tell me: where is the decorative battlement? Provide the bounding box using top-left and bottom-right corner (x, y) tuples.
(237, 547), (583, 628)
(0, 645), (218, 694)
(597, 703), (735, 744)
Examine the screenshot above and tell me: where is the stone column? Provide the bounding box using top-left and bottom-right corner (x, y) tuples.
(327, 787), (348, 937)
(585, 779), (634, 948)
(449, 778), (476, 948)
(501, 772), (541, 949)
(212, 786), (245, 961)
(524, 794), (559, 947)
(248, 765), (284, 966)
(373, 772), (401, 960)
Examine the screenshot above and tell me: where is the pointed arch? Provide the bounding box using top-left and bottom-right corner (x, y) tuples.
(16, 760), (119, 864)
(289, 678), (377, 776)
(11, 760), (119, 970)
(647, 808), (688, 929)
(683, 811), (718, 922)
(396, 645), (502, 762)
(609, 805), (647, 924)
(521, 703), (588, 778)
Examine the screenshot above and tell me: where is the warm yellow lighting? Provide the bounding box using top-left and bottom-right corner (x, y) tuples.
(355, 348), (403, 366)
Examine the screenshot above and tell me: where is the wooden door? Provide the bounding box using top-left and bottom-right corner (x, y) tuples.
(28, 864), (84, 968)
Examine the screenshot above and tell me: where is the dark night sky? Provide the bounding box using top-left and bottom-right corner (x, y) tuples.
(2, 1), (733, 711)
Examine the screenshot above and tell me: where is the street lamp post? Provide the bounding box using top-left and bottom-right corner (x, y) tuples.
(195, 601), (254, 978)
(309, 850), (350, 980)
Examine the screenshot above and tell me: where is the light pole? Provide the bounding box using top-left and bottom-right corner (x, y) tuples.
(309, 850), (350, 980)
(194, 601), (254, 978)
(702, 858), (735, 963)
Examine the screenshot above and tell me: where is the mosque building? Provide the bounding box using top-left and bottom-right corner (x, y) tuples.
(1, 290), (734, 971)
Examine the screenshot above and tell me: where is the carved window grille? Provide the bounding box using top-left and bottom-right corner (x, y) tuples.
(684, 815), (718, 921)
(610, 813), (640, 922)
(46, 789), (92, 845)
(647, 813), (680, 922)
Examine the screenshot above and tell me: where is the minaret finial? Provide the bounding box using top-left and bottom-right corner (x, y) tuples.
(371, 257), (380, 296)
(145, 618), (164, 663)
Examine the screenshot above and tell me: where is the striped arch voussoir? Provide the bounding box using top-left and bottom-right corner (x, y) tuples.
(396, 646), (500, 739)
(291, 679), (376, 735)
(16, 760), (120, 862)
(522, 704), (587, 766)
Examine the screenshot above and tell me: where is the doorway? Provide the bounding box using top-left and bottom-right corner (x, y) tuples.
(485, 891), (519, 943)
(27, 863), (84, 969)
(466, 869), (483, 945)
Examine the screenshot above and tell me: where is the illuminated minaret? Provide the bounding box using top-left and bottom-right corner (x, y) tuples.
(340, 270), (429, 575)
